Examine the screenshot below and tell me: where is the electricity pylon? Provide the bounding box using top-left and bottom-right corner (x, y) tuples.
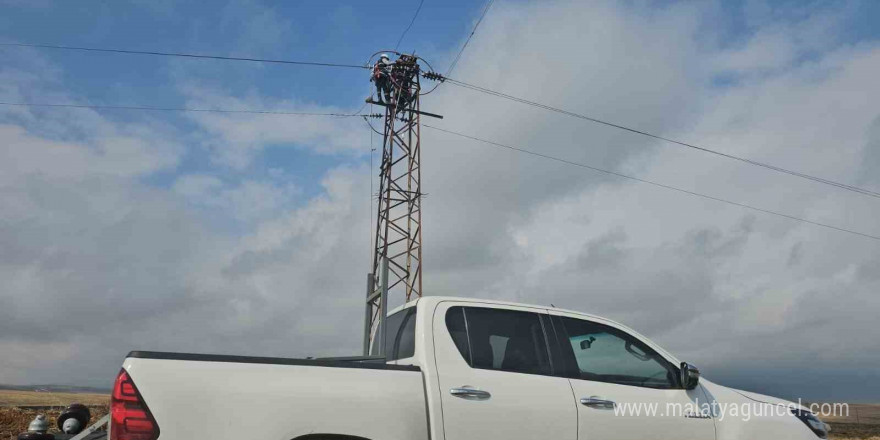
(362, 54), (441, 355)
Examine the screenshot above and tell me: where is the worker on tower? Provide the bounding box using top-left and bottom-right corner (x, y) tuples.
(371, 53), (393, 104)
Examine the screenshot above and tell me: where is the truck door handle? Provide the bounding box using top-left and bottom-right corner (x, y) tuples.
(580, 397), (615, 408)
(450, 387), (491, 400)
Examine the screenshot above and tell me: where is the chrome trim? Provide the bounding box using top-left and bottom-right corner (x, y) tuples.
(580, 397), (616, 408)
(450, 386), (491, 400)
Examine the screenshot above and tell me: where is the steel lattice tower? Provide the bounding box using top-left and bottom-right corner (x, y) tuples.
(363, 55), (425, 354)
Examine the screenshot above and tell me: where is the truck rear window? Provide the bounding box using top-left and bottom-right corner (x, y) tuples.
(385, 306), (417, 360)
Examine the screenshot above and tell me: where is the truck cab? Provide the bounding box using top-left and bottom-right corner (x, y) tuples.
(406, 297), (715, 440)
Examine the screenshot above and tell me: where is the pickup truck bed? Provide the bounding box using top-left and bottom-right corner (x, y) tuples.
(123, 351), (428, 440)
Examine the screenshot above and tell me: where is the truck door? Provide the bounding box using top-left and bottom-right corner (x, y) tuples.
(550, 313), (716, 440)
(432, 301), (577, 440)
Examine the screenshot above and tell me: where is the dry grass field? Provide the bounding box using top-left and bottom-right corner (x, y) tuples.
(1, 391), (109, 440)
(823, 403), (880, 440)
(0, 390), (878, 439)
(0, 389), (108, 407)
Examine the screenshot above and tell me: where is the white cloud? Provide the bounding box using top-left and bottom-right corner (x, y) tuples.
(177, 84), (368, 169)
(218, 0), (293, 56)
(172, 174), (301, 222)
(172, 174), (224, 198)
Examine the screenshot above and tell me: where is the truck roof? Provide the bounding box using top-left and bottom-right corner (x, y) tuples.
(391, 296), (608, 323)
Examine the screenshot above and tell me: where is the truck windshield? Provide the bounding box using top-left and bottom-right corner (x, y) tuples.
(382, 306), (417, 360)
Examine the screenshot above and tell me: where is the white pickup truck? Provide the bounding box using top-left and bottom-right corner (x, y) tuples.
(112, 297), (830, 440)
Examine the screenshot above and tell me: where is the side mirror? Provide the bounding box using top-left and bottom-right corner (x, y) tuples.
(680, 362), (700, 390)
(580, 336), (596, 349)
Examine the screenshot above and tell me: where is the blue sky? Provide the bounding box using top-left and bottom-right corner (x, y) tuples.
(2, 0), (880, 401)
(0, 0), (495, 201)
(0, 0), (488, 111)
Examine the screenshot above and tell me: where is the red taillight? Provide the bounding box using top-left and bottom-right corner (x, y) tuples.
(111, 369), (159, 440)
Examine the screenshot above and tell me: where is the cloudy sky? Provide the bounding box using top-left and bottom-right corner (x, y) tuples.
(1, 0), (879, 402)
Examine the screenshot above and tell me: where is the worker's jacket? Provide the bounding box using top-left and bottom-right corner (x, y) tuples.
(372, 62), (392, 81)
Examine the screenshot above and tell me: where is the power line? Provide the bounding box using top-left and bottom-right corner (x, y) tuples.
(0, 101), (374, 117)
(446, 0), (496, 76)
(395, 0), (426, 51)
(442, 77), (880, 200)
(424, 124), (880, 242)
(351, 100), (369, 117)
(0, 42), (368, 70)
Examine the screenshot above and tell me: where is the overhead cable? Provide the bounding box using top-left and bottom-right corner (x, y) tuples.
(0, 42), (368, 69)
(446, 0), (496, 76)
(395, 0), (426, 51)
(441, 77), (880, 199)
(424, 124), (880, 242)
(0, 101), (377, 117)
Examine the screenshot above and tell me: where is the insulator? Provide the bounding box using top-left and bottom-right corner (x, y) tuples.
(421, 71), (446, 82)
(58, 403), (90, 435)
(28, 415), (49, 433)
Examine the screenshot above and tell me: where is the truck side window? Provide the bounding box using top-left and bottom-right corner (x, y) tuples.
(385, 307), (417, 360)
(446, 306), (552, 376)
(559, 317), (679, 389)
